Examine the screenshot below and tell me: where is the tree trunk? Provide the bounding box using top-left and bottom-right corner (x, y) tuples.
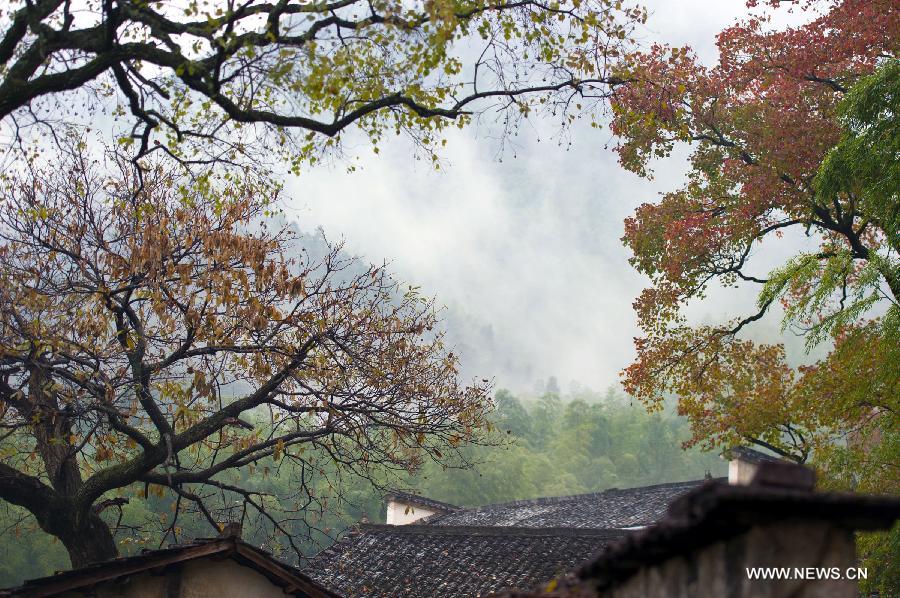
(56, 510), (119, 568)
(20, 367), (119, 568)
(28, 366), (84, 497)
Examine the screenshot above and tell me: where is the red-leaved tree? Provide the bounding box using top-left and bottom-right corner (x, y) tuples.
(611, 0), (898, 491)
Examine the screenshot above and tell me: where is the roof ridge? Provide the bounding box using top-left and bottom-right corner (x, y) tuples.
(726, 446), (785, 464)
(383, 489), (460, 512)
(423, 478), (718, 519)
(356, 523), (632, 538)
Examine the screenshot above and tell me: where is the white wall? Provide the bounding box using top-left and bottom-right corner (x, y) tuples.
(728, 459), (759, 486)
(386, 500), (438, 525)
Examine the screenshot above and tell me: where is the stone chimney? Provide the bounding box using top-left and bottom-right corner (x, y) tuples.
(726, 446), (786, 485)
(749, 460), (816, 490)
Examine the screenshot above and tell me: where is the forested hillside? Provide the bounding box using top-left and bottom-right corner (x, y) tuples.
(407, 385), (725, 506)
(0, 385), (724, 587)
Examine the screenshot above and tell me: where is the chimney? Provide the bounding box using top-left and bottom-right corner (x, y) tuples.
(749, 460), (816, 491)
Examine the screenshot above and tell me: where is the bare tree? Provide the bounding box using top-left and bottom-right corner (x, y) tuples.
(0, 144), (493, 567)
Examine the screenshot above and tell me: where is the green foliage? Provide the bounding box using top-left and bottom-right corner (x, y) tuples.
(815, 60), (900, 245)
(494, 389), (533, 438)
(406, 387), (725, 506)
(858, 526), (900, 597)
(0, 505), (68, 585)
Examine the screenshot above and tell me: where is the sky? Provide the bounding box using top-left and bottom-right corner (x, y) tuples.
(285, 0), (816, 394)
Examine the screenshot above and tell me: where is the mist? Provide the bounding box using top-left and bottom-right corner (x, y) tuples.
(284, 0), (821, 394)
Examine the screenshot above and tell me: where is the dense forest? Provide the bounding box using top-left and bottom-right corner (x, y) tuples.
(0, 384), (724, 587)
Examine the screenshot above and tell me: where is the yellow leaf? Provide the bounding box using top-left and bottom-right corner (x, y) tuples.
(273, 438), (284, 461)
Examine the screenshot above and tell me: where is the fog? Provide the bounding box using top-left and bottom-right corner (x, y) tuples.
(285, 0), (820, 393)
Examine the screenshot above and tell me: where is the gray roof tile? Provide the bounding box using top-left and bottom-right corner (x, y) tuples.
(420, 479), (716, 529)
(305, 525), (627, 597)
(306, 478), (721, 597)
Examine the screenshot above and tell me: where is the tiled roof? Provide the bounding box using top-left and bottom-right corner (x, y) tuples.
(305, 524), (627, 597)
(306, 478), (719, 597)
(726, 445), (786, 464)
(510, 464), (900, 596)
(419, 479), (717, 529)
